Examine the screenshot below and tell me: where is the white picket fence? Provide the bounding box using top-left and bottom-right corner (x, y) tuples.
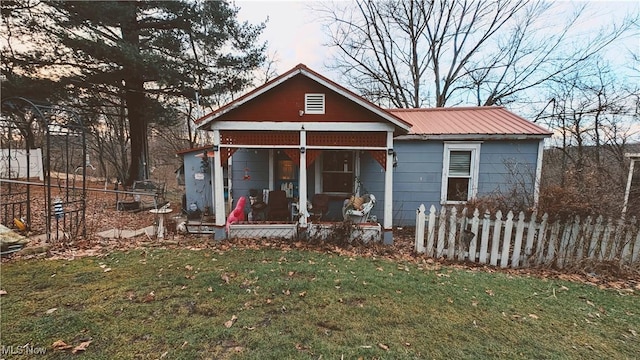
(414, 205), (640, 269)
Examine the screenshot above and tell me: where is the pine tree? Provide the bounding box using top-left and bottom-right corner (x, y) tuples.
(1, 0), (266, 185)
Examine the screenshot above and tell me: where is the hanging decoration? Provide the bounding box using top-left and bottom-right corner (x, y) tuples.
(243, 163), (251, 180)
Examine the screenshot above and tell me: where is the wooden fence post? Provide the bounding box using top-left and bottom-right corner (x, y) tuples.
(414, 204), (426, 253)
(490, 210), (503, 266)
(621, 217), (637, 265)
(479, 210), (491, 264)
(535, 213), (549, 265)
(436, 207), (447, 258)
(524, 212), (537, 267)
(546, 220), (561, 266)
(588, 216), (604, 258)
(447, 207), (457, 259)
(500, 211), (514, 268)
(511, 212), (526, 268)
(469, 208), (480, 262)
(427, 205), (436, 257)
(600, 218), (614, 261)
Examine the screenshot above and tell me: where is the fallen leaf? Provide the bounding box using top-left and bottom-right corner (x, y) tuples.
(298, 291), (307, 297)
(378, 343), (389, 351)
(185, 265), (193, 271)
(586, 300), (595, 307)
(224, 315), (238, 328)
(103, 268), (112, 272)
(485, 289), (494, 296)
(630, 329), (637, 337)
(529, 313), (539, 319)
(221, 274), (230, 284)
(207, 287), (213, 292)
(0, 289), (7, 296)
(72, 340), (92, 353)
(143, 291), (155, 303)
(283, 289), (291, 296)
(52, 340), (72, 350)
(46, 308), (58, 314)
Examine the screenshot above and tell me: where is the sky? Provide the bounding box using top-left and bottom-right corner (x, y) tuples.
(235, 0), (640, 82)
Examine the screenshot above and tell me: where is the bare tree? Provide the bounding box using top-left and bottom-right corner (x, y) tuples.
(314, 0), (637, 108)
(539, 58), (639, 216)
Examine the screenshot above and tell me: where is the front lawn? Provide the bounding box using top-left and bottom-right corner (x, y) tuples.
(1, 245), (638, 359)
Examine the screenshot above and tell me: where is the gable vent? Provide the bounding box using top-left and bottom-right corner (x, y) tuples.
(305, 93), (325, 114)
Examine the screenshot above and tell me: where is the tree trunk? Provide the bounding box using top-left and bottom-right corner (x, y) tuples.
(120, 4), (148, 187)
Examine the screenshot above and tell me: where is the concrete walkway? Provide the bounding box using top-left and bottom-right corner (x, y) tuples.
(96, 225), (155, 239)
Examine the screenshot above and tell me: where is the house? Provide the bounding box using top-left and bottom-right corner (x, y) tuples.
(183, 64), (552, 243)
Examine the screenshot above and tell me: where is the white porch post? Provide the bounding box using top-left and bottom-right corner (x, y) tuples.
(212, 130), (226, 234)
(383, 131), (394, 244)
(298, 129), (308, 227)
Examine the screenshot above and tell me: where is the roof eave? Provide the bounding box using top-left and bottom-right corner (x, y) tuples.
(395, 133), (552, 141)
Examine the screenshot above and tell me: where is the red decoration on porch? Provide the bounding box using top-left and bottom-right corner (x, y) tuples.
(306, 150), (321, 167)
(221, 131), (299, 146)
(369, 150), (386, 169)
(220, 148), (237, 166)
(283, 149), (299, 164)
(307, 132), (386, 147)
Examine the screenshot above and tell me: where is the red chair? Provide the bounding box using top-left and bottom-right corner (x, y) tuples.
(267, 190), (289, 221)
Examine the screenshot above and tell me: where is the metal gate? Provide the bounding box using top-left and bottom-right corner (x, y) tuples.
(1, 97), (87, 242)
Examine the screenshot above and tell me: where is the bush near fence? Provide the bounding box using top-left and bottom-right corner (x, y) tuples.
(414, 205), (640, 269)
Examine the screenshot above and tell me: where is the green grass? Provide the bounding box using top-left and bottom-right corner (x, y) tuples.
(1, 247), (638, 359)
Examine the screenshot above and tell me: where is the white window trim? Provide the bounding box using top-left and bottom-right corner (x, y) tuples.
(317, 150), (359, 196)
(305, 93), (325, 114)
(441, 142), (481, 205)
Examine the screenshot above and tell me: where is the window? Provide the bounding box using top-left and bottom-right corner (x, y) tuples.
(441, 143), (480, 203)
(321, 151), (353, 193)
(305, 93), (325, 114)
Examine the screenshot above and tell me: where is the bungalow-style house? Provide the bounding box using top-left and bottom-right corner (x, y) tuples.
(182, 64), (552, 243)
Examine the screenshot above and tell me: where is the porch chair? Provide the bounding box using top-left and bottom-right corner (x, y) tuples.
(342, 194), (376, 223)
(309, 193), (330, 221)
(267, 190), (289, 221)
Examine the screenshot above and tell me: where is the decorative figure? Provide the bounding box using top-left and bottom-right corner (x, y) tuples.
(226, 196), (247, 232)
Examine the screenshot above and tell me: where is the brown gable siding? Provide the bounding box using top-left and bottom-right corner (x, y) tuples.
(216, 74), (389, 123)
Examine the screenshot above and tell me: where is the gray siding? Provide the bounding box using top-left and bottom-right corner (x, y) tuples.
(230, 149), (270, 213)
(477, 140), (539, 196)
(181, 150), (224, 213)
(389, 139), (541, 226)
(182, 139), (541, 227)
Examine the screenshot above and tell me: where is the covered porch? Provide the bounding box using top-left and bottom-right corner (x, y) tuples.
(195, 64), (411, 243)
(210, 127), (394, 243)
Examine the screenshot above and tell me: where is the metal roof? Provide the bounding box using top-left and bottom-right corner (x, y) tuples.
(388, 106), (552, 139)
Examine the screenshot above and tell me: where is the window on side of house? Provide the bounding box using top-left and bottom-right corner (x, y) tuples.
(321, 150), (354, 194)
(441, 143), (480, 204)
